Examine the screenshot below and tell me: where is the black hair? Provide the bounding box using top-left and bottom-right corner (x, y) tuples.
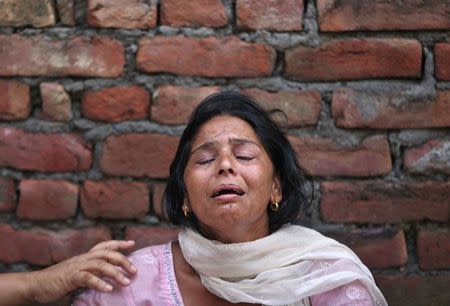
(163, 91), (311, 233)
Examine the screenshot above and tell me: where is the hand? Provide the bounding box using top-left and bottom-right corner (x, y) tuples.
(29, 240), (137, 303)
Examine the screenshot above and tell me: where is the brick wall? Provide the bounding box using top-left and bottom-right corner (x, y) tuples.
(0, 1), (449, 305)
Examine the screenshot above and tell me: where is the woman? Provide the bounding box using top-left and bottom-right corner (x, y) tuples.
(76, 92), (387, 305)
(0, 240), (136, 305)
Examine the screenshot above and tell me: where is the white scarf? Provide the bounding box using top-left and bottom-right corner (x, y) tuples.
(178, 225), (387, 306)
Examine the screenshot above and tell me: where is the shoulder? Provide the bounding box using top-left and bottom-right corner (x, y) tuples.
(74, 243), (173, 306)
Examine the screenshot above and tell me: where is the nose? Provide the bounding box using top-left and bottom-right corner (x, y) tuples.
(217, 153), (235, 176)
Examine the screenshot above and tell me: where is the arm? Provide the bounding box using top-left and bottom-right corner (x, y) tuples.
(0, 240), (137, 305)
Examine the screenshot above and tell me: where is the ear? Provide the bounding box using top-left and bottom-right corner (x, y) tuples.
(271, 175), (282, 203)
(182, 197), (189, 210)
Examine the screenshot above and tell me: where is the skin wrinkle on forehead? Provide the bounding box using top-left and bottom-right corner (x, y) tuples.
(191, 137), (262, 155)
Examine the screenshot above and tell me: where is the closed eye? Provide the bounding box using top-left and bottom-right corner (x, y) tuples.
(236, 156), (254, 161)
(197, 158), (215, 165)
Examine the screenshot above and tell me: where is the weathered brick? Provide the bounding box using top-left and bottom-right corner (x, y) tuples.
(81, 180), (149, 219)
(100, 133), (179, 178)
(289, 135), (392, 177)
(152, 86), (220, 125)
(137, 36), (276, 77)
(88, 0), (157, 29)
(328, 229), (407, 269)
(125, 226), (179, 250)
(321, 181), (450, 223)
(50, 227), (112, 262)
(0, 80), (30, 120)
(40, 82), (73, 122)
(0, 0), (55, 27)
(376, 275), (450, 306)
(161, 0), (227, 28)
(0, 224), (111, 265)
(0, 224), (52, 265)
(0, 128), (92, 172)
(318, 0), (450, 32)
(152, 183), (166, 218)
(285, 39), (422, 81)
(82, 86), (150, 122)
(417, 229), (450, 270)
(237, 0), (303, 31)
(242, 88), (321, 127)
(17, 180), (78, 220)
(332, 88), (450, 128)
(404, 140), (450, 175)
(0, 35), (124, 77)
(0, 178), (15, 212)
(56, 0), (75, 26)
(435, 43), (450, 81)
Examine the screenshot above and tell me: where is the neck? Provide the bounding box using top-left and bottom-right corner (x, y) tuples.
(199, 222), (270, 244)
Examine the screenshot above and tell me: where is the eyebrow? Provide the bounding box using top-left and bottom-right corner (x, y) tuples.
(191, 138), (262, 154)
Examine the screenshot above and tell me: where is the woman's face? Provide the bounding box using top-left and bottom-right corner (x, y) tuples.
(183, 115), (281, 243)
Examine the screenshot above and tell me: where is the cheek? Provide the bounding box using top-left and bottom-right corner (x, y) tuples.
(184, 169), (208, 199)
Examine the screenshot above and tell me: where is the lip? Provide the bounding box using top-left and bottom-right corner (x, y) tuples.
(210, 184), (245, 199)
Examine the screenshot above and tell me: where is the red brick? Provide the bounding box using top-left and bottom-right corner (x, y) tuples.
(82, 86), (150, 122)
(289, 135), (392, 177)
(404, 140), (450, 175)
(152, 86), (220, 124)
(88, 0), (157, 29)
(152, 183), (166, 218)
(137, 36), (276, 77)
(0, 224), (111, 265)
(0, 224), (52, 265)
(40, 82), (73, 122)
(436, 43), (450, 81)
(0, 128), (92, 172)
(318, 0), (450, 32)
(0, 0), (55, 27)
(17, 180), (78, 220)
(81, 180), (149, 219)
(328, 229), (407, 269)
(237, 0), (303, 31)
(0, 35), (124, 77)
(56, 0), (75, 26)
(242, 88), (321, 127)
(100, 133), (179, 178)
(321, 181), (450, 223)
(417, 230), (450, 270)
(332, 88), (450, 128)
(0, 80), (30, 120)
(376, 275), (450, 306)
(161, 0), (227, 28)
(125, 226), (179, 250)
(50, 227), (112, 262)
(285, 38), (422, 81)
(0, 178), (15, 212)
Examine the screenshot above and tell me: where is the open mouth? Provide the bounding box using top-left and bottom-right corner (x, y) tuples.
(211, 185), (245, 198)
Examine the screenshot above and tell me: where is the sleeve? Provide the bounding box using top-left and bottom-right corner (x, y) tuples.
(310, 280), (373, 306)
(72, 245), (168, 306)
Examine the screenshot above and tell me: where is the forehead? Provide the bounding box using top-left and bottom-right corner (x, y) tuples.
(192, 115), (261, 147)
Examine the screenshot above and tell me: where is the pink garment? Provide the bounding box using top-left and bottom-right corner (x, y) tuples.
(74, 242), (372, 306)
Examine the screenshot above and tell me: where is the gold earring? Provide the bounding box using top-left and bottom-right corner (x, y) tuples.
(182, 204), (189, 217)
(271, 201), (279, 212)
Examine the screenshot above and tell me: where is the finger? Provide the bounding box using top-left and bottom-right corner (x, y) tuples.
(75, 271), (113, 292)
(83, 259), (132, 287)
(86, 249), (137, 274)
(90, 240), (135, 252)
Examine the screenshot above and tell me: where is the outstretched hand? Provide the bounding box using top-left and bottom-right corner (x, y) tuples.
(29, 240), (137, 303)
